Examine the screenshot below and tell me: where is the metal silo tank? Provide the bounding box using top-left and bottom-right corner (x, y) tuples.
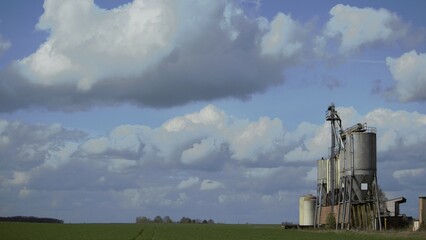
(343, 131), (377, 201)
(326, 157), (340, 192)
(317, 159), (327, 184)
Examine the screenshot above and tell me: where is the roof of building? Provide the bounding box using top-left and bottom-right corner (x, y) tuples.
(386, 197), (407, 204)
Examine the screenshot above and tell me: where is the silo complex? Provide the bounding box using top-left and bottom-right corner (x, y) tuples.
(314, 104), (381, 230)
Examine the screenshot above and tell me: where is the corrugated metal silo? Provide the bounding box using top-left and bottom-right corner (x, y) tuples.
(343, 131), (376, 202)
(317, 159), (327, 184)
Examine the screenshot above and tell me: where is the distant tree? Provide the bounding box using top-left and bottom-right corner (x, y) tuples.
(207, 219), (215, 224)
(136, 216), (150, 223)
(154, 216), (163, 223)
(377, 185), (388, 213)
(163, 216), (173, 223)
(202, 220), (208, 224)
(0, 216), (63, 224)
(179, 217), (191, 224)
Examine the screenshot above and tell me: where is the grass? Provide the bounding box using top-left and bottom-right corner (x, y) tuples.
(0, 222), (425, 240)
(0, 222), (141, 240)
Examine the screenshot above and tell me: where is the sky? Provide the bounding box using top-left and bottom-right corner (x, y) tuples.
(0, 0), (425, 224)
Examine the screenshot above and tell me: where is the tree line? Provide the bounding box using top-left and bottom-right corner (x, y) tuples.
(0, 216), (64, 224)
(136, 215), (215, 224)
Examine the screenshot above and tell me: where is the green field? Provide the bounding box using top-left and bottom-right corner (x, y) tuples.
(1, 222), (425, 240)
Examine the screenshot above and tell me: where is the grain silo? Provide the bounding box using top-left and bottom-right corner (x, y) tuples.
(342, 130), (377, 202)
(336, 126), (381, 230)
(314, 104), (382, 230)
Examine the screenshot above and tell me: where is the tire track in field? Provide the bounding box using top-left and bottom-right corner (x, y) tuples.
(132, 226), (157, 240)
(146, 226), (156, 240)
(131, 227), (144, 240)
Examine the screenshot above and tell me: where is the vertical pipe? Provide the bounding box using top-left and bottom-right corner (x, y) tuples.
(314, 193), (317, 228)
(341, 177), (348, 229)
(374, 174), (382, 231)
(330, 122), (336, 213)
(347, 133), (354, 229)
(348, 176), (353, 229)
(336, 178), (341, 230)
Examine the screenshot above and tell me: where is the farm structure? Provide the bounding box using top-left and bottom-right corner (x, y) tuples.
(299, 104), (382, 230)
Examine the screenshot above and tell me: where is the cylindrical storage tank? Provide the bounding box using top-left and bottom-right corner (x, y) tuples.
(299, 195), (316, 226)
(343, 131), (376, 201)
(343, 131), (376, 175)
(326, 158), (339, 192)
(317, 159), (327, 184)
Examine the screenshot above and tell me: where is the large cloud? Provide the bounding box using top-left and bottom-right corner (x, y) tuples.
(386, 50), (426, 102)
(260, 12), (304, 58)
(0, 0), (306, 112)
(0, 119), (86, 172)
(1, 105), (425, 222)
(0, 2), (420, 111)
(315, 4), (405, 55)
(77, 104), (288, 167)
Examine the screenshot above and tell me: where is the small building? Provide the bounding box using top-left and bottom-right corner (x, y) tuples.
(385, 197), (406, 217)
(420, 196), (426, 226)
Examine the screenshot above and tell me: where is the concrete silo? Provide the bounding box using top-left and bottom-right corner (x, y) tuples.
(299, 195), (316, 226)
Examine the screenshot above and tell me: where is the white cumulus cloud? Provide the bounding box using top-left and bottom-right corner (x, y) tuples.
(0, 0), (305, 111)
(386, 50), (426, 102)
(393, 168), (425, 180)
(364, 108), (426, 152)
(260, 13), (304, 58)
(3, 171), (30, 186)
(19, 0), (178, 90)
(229, 117), (285, 162)
(393, 168), (426, 187)
(181, 137), (221, 165)
(200, 179), (224, 191)
(317, 4), (405, 54)
(177, 177), (200, 189)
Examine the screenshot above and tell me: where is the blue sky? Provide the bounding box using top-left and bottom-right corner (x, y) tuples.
(0, 0), (425, 224)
